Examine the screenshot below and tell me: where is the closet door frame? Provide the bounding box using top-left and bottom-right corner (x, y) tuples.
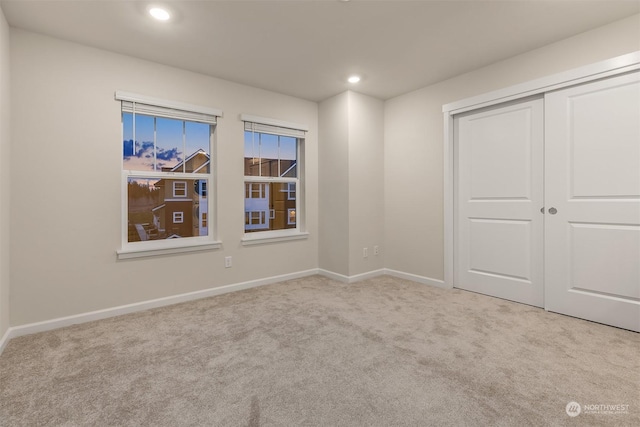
(443, 51), (640, 292)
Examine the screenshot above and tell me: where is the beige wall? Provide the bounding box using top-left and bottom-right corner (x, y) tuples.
(318, 92), (349, 276)
(10, 29), (318, 326)
(347, 92), (384, 276)
(0, 6), (10, 338)
(384, 14), (640, 282)
(319, 91), (384, 278)
(5, 13), (639, 329)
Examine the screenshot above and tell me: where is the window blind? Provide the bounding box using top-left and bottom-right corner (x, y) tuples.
(116, 91), (221, 125)
(241, 114), (307, 138)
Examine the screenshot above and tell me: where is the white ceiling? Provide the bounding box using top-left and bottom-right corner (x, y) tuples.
(2, 0), (639, 101)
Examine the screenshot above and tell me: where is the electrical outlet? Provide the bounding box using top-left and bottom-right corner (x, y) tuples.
(363, 247), (368, 258)
(224, 256), (232, 268)
(374, 245), (380, 256)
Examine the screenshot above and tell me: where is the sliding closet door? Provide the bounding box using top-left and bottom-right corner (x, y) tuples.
(455, 98), (544, 307)
(545, 71), (640, 332)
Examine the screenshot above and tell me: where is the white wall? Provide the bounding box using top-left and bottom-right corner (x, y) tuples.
(347, 92), (384, 276)
(9, 29), (318, 326)
(0, 6), (10, 339)
(318, 91), (384, 278)
(384, 14), (640, 282)
(6, 13), (639, 329)
(318, 92), (349, 276)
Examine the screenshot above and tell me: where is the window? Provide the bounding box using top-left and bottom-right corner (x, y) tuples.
(245, 211), (267, 229)
(286, 182), (296, 200)
(242, 115), (307, 240)
(196, 180), (207, 198)
(173, 182), (187, 198)
(117, 91), (222, 258)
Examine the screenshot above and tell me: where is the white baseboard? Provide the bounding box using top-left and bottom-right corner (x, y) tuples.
(317, 268), (385, 283)
(349, 269), (386, 283)
(1, 268), (320, 352)
(316, 268), (445, 288)
(383, 268), (448, 289)
(0, 327), (10, 355)
(0, 267), (448, 357)
(317, 268), (351, 283)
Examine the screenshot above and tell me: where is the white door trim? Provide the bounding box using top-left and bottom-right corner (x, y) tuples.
(443, 51), (640, 290)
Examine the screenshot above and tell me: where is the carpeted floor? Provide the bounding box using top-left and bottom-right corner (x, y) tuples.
(0, 275), (638, 426)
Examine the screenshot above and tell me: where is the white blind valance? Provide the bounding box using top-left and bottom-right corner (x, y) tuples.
(241, 114), (307, 138)
(116, 91), (222, 125)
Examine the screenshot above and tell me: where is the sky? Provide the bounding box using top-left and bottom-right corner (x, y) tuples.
(244, 131), (297, 161)
(123, 113), (297, 173)
(123, 113), (210, 171)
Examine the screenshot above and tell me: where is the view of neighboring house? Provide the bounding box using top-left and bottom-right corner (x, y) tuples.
(244, 158), (297, 232)
(128, 149), (209, 242)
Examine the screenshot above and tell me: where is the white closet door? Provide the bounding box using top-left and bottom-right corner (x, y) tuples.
(455, 98), (544, 307)
(545, 71), (640, 332)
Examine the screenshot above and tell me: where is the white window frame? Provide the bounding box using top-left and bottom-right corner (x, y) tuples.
(241, 114), (309, 245)
(286, 182), (296, 200)
(246, 211), (267, 228)
(116, 91), (222, 259)
(199, 180), (207, 198)
(287, 208), (296, 225)
(173, 211), (184, 224)
(173, 181), (187, 198)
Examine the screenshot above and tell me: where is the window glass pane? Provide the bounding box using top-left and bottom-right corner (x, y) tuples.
(280, 136), (297, 178)
(244, 131), (299, 178)
(128, 177), (208, 242)
(244, 131), (259, 176)
(123, 114), (155, 171)
(185, 121), (210, 173)
(123, 113), (134, 158)
(244, 182), (296, 233)
(260, 133), (279, 177)
(156, 117), (183, 172)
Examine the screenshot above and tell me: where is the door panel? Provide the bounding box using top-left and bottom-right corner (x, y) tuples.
(569, 81), (640, 198)
(468, 110), (533, 200)
(455, 98), (544, 307)
(469, 219), (531, 281)
(570, 223), (640, 300)
(545, 71), (640, 331)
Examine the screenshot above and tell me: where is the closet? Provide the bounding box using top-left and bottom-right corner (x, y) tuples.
(450, 67), (639, 332)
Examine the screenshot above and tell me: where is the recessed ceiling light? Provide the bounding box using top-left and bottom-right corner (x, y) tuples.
(348, 75), (361, 84)
(149, 7), (170, 21)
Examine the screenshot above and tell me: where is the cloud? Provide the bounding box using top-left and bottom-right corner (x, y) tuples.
(157, 147), (181, 162)
(136, 141), (155, 158)
(123, 140), (183, 171)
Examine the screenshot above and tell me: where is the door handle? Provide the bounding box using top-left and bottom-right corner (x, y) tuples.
(548, 207), (558, 215)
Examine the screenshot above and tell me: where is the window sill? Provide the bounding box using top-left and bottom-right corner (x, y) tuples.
(241, 231), (309, 246)
(117, 240), (222, 260)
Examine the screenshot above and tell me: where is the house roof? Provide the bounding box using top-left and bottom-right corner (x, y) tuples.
(169, 149), (209, 173)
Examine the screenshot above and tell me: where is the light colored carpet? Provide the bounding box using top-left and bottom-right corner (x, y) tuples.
(0, 275), (638, 426)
